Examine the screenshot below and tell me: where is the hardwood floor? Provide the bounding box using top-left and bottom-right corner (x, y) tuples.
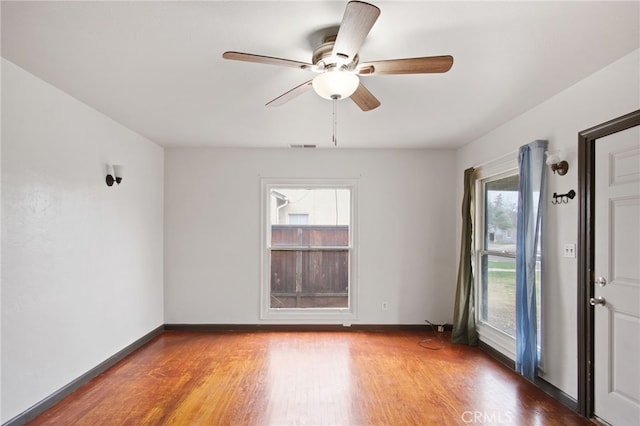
(29, 330), (591, 425)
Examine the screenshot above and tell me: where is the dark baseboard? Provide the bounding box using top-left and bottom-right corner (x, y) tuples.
(3, 325), (164, 426)
(164, 323), (442, 333)
(478, 340), (578, 413)
(534, 376), (578, 413)
(478, 340), (516, 369)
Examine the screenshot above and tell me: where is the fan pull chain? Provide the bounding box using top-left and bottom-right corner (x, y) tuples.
(332, 96), (338, 146)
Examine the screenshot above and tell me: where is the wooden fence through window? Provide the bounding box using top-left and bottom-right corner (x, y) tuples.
(270, 225), (348, 308)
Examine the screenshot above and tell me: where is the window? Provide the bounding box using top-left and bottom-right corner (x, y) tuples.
(261, 180), (357, 320)
(475, 163), (543, 362)
(478, 173), (519, 337)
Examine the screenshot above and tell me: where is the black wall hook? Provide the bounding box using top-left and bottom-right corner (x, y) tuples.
(552, 189), (575, 204)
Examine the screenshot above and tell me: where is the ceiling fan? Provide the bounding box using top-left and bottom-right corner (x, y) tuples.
(222, 1), (453, 112)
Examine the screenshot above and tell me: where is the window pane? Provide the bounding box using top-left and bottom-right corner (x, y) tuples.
(268, 187), (351, 311)
(271, 189), (350, 227)
(480, 254), (516, 337)
(271, 225), (349, 247)
(484, 176), (518, 252)
(270, 250), (348, 308)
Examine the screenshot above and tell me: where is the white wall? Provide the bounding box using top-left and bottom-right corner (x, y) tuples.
(456, 49), (640, 400)
(1, 59), (165, 422)
(164, 148), (457, 325)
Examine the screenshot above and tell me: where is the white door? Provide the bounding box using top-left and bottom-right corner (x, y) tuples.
(594, 125), (640, 425)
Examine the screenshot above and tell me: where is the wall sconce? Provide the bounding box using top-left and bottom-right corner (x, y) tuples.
(106, 164), (124, 187)
(545, 150), (569, 176)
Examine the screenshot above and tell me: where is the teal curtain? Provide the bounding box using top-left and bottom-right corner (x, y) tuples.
(515, 140), (547, 379)
(452, 167), (478, 345)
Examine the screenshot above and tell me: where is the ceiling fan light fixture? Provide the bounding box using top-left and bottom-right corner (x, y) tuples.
(223, 1), (453, 111)
(312, 70), (359, 100)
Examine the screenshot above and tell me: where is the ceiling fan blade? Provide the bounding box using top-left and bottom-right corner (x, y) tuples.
(332, 1), (380, 62)
(223, 51), (313, 70)
(266, 80), (314, 107)
(350, 83), (380, 111)
(357, 55), (454, 75)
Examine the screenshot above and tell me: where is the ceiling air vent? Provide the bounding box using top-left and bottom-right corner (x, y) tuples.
(290, 144), (317, 148)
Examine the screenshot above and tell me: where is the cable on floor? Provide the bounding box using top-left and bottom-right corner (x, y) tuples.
(419, 320), (445, 350)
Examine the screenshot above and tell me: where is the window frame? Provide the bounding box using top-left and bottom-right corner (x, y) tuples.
(260, 178), (358, 322)
(475, 158), (519, 360)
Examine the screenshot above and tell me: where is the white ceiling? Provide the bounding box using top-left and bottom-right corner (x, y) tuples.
(2, 1), (638, 149)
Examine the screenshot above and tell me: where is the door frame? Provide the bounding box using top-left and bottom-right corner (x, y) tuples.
(577, 109), (640, 417)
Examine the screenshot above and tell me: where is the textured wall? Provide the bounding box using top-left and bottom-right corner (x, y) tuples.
(1, 59), (165, 422)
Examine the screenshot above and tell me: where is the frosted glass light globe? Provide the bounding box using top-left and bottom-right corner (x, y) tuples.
(312, 71), (359, 100)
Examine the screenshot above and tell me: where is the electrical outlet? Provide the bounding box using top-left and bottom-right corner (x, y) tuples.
(382, 302), (388, 311)
(437, 325), (445, 333)
(564, 243), (576, 258)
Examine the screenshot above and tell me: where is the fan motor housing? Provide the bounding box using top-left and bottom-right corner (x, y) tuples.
(312, 36), (359, 70)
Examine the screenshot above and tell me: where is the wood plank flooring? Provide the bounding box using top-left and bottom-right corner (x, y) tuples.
(28, 330), (591, 425)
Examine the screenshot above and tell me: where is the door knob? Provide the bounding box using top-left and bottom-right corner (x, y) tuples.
(589, 296), (606, 306)
(594, 276), (607, 287)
